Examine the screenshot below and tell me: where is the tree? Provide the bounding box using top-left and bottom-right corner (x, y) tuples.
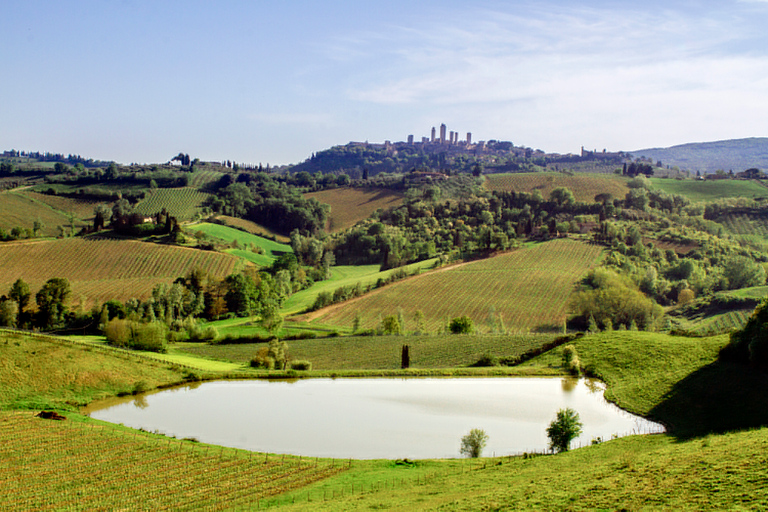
(449, 316), (474, 334)
(550, 187), (575, 207)
(380, 315), (402, 335)
(35, 277), (71, 329)
(460, 428), (488, 458)
(546, 408), (583, 453)
(9, 278), (30, 324)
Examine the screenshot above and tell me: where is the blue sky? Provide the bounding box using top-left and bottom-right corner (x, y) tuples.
(2, 1), (768, 165)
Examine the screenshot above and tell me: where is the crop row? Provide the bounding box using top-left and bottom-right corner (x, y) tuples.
(0, 238), (238, 307)
(484, 173), (629, 203)
(719, 214), (768, 238)
(132, 187), (212, 220)
(313, 239), (603, 333)
(0, 411), (344, 510)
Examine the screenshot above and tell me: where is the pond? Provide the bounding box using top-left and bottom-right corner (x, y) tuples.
(83, 377), (664, 459)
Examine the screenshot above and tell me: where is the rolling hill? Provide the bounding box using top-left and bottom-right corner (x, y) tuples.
(631, 137), (768, 173)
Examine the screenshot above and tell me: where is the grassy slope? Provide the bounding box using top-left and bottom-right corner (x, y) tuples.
(0, 191), (86, 236)
(0, 331), (185, 410)
(176, 333), (557, 370)
(302, 239), (603, 333)
(484, 172), (630, 203)
(649, 177), (768, 202)
(213, 214), (291, 243)
(282, 259), (439, 316)
(305, 187), (404, 232)
(185, 222), (292, 266)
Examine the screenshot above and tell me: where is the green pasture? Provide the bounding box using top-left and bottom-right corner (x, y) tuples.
(649, 177), (768, 202)
(185, 222), (292, 266)
(175, 332), (557, 370)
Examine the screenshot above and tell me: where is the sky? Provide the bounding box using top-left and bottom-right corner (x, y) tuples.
(2, 0), (768, 166)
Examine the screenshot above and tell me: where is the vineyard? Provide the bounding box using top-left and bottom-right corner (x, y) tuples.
(306, 239), (604, 333)
(0, 191), (85, 237)
(0, 411), (345, 511)
(18, 191), (111, 222)
(305, 188), (404, 232)
(188, 168), (225, 187)
(649, 177), (768, 202)
(133, 188), (212, 220)
(483, 172), (630, 203)
(178, 332), (557, 370)
(0, 238), (239, 308)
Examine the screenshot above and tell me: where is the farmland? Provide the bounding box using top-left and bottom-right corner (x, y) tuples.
(0, 191), (86, 237)
(177, 332), (557, 370)
(305, 187), (404, 232)
(132, 187), (212, 220)
(649, 177), (768, 202)
(304, 239), (604, 333)
(17, 190), (110, 222)
(0, 238), (239, 309)
(185, 222), (292, 267)
(213, 214), (291, 243)
(484, 172), (630, 203)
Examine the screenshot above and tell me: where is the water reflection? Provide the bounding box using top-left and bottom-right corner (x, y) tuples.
(84, 377), (664, 459)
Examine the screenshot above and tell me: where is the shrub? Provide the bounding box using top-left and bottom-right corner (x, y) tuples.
(460, 428), (489, 458)
(449, 316), (474, 334)
(105, 319), (167, 353)
(289, 360), (312, 371)
(472, 353), (499, 367)
(250, 347), (275, 369)
(561, 345), (581, 375)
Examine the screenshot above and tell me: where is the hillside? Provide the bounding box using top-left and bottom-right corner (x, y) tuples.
(484, 172), (629, 203)
(300, 239), (603, 333)
(631, 137), (768, 173)
(0, 238), (239, 309)
(305, 187), (404, 232)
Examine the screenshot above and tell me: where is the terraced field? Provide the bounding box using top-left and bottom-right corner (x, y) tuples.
(305, 188), (404, 232)
(484, 172), (630, 203)
(0, 238), (239, 308)
(306, 239), (604, 333)
(133, 188), (212, 220)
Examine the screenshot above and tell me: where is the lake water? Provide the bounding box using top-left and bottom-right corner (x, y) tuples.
(83, 377), (664, 459)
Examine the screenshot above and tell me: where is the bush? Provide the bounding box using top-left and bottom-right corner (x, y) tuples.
(250, 347), (275, 369)
(472, 353), (499, 367)
(104, 319), (167, 353)
(289, 360), (312, 371)
(449, 316), (474, 334)
(460, 428), (489, 458)
(561, 345), (581, 375)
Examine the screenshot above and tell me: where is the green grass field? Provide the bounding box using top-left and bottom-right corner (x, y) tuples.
(4, 324), (768, 509)
(213, 214), (291, 243)
(649, 177), (768, 202)
(302, 239), (603, 333)
(185, 222), (292, 266)
(176, 332), (557, 370)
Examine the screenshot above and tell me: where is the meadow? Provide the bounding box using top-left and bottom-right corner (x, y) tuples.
(302, 239), (604, 333)
(483, 172), (630, 203)
(176, 332), (557, 370)
(649, 177), (768, 202)
(132, 187), (212, 220)
(0, 238), (239, 309)
(185, 222), (292, 266)
(305, 187), (404, 232)
(213, 214), (291, 243)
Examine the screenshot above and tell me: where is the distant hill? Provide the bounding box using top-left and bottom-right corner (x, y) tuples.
(631, 138), (768, 174)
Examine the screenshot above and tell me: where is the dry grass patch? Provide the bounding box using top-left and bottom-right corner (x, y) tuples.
(306, 188), (404, 232)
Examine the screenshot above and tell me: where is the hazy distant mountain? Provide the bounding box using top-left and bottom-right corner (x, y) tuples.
(630, 138), (768, 174)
